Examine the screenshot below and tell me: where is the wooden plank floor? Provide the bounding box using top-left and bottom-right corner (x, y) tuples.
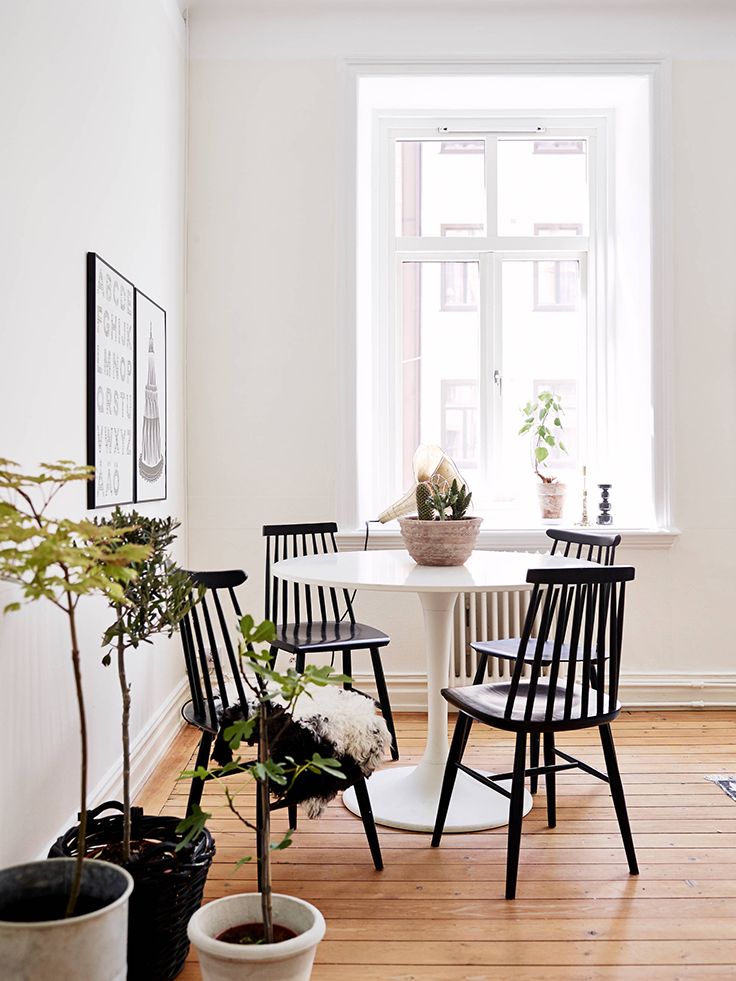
(139, 711), (736, 979)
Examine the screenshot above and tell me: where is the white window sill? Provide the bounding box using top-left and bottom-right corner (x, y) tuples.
(337, 525), (680, 552)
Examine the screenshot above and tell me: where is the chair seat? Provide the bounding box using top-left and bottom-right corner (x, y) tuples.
(182, 698), (221, 734)
(272, 621), (390, 654)
(442, 680), (621, 732)
(472, 637), (610, 666)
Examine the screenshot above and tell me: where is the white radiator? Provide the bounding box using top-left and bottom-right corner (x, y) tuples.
(451, 589), (533, 685)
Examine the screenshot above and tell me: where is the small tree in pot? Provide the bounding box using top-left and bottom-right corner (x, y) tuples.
(0, 460), (144, 980)
(180, 614), (350, 979)
(49, 508), (215, 981)
(98, 509), (194, 860)
(519, 391), (568, 520)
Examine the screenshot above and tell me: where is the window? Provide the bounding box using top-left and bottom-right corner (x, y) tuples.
(440, 140), (484, 154)
(391, 126), (591, 506)
(357, 74), (657, 529)
(533, 140), (585, 155)
(441, 380), (479, 469)
(533, 260), (579, 311)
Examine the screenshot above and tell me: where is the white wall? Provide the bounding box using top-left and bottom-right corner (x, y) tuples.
(185, 4), (736, 707)
(0, 0), (187, 863)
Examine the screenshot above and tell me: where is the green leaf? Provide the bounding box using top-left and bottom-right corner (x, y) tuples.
(534, 446), (549, 463)
(175, 804), (211, 851)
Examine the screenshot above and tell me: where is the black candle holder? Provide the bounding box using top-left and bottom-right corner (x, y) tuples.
(597, 484), (613, 526)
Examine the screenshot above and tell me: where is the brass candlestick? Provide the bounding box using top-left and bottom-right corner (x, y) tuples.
(576, 465), (591, 527)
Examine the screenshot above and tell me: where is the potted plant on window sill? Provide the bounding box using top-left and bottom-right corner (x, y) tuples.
(398, 477), (482, 566)
(0, 460), (145, 981)
(519, 391), (568, 521)
(180, 615), (354, 981)
(49, 509), (214, 981)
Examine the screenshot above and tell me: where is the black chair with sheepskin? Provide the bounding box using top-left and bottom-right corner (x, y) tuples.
(263, 521), (399, 761)
(178, 568), (389, 872)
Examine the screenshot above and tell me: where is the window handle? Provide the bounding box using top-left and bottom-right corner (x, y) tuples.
(493, 369), (502, 394)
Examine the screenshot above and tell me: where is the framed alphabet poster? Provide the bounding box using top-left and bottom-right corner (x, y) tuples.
(134, 290), (167, 502)
(87, 253), (135, 508)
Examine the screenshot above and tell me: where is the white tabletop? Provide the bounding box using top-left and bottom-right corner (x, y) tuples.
(273, 548), (595, 593)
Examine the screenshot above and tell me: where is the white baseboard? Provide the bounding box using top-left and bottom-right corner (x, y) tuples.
(352, 671), (736, 711)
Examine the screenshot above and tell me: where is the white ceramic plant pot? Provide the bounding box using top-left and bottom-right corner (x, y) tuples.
(536, 482), (566, 521)
(0, 858), (134, 981)
(188, 893), (326, 981)
(398, 516), (483, 566)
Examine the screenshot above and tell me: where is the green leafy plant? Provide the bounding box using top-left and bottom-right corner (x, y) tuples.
(97, 509), (198, 862)
(519, 391), (567, 483)
(415, 477), (472, 520)
(177, 615), (347, 944)
(0, 460), (149, 915)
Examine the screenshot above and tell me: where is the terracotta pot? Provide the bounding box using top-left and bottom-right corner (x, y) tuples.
(188, 893), (326, 981)
(536, 482), (566, 521)
(398, 516), (483, 566)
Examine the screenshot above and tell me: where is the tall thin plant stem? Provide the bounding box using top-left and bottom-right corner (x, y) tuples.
(65, 599), (88, 918)
(258, 700), (274, 943)
(116, 612), (132, 861)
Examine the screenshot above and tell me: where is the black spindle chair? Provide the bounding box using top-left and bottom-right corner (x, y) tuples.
(263, 522), (399, 760)
(432, 564), (637, 899)
(179, 568), (384, 873)
(472, 528), (621, 793)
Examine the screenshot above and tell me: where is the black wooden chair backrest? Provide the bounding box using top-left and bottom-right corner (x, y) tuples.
(505, 565), (635, 725)
(547, 528), (621, 566)
(263, 522), (355, 629)
(179, 569), (248, 731)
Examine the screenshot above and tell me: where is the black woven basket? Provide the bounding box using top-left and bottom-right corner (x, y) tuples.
(49, 801), (215, 981)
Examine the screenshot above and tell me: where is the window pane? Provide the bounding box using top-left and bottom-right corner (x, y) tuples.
(497, 139), (588, 236)
(396, 141), (486, 237)
(498, 259), (583, 494)
(401, 262), (481, 482)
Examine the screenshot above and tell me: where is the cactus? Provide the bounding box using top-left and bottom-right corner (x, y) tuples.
(417, 477), (473, 521)
(416, 481), (435, 521)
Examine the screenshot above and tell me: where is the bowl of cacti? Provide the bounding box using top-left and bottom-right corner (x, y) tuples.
(398, 478), (482, 566)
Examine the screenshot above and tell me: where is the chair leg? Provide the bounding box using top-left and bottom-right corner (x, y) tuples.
(543, 731), (556, 829)
(295, 651), (305, 673)
(431, 712), (473, 847)
(370, 647), (399, 761)
(351, 775), (383, 872)
(471, 651), (489, 685)
(342, 651), (353, 690)
(505, 731), (528, 900)
(186, 731), (214, 816)
(599, 723), (639, 875)
(529, 733), (540, 795)
(287, 802), (298, 831)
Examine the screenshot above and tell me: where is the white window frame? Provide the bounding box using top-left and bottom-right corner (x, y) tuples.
(373, 115), (607, 511)
(337, 60), (677, 547)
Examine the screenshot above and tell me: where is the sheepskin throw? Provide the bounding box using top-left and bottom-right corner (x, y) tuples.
(213, 686), (391, 818)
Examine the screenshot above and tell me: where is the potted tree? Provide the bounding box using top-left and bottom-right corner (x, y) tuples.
(49, 508), (215, 981)
(519, 390), (568, 520)
(0, 460), (146, 980)
(180, 614), (351, 981)
(398, 477), (482, 566)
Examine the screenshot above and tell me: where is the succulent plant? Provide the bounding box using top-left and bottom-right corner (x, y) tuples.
(416, 477), (472, 520)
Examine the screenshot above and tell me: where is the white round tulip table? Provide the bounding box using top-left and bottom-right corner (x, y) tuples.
(272, 549), (595, 834)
